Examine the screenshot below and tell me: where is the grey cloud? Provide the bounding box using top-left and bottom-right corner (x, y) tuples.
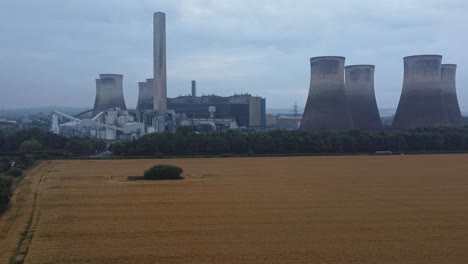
(0, 0), (467, 111)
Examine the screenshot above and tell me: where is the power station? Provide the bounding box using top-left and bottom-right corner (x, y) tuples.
(49, 11), (466, 139)
(300, 56), (354, 131)
(441, 64), (463, 125)
(393, 55), (449, 129)
(345, 65), (382, 130)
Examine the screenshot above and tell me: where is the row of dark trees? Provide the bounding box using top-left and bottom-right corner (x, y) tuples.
(0, 128), (107, 156)
(110, 126), (468, 156)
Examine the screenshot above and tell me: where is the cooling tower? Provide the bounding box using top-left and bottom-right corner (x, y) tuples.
(300, 56), (354, 131)
(92, 79), (102, 117)
(153, 12), (167, 112)
(441, 64), (463, 125)
(392, 55), (449, 129)
(136, 81), (153, 111)
(345, 65), (382, 130)
(92, 74), (127, 117)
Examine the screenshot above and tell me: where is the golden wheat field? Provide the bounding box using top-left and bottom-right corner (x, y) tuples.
(1, 155), (468, 263)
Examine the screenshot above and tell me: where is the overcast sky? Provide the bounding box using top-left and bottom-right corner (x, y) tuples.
(1, 0), (467, 111)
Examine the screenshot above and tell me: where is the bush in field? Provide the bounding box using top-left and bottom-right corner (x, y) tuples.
(0, 176), (13, 211)
(144, 165), (183, 180)
(6, 167), (22, 177)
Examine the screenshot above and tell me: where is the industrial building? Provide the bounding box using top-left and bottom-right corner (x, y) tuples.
(52, 108), (144, 140)
(393, 55), (449, 129)
(266, 115), (301, 130)
(300, 56), (354, 131)
(168, 94), (266, 129)
(441, 64), (463, 125)
(345, 65), (382, 130)
(92, 74), (127, 117)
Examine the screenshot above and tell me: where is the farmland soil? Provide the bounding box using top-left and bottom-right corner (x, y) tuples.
(1, 155), (468, 263)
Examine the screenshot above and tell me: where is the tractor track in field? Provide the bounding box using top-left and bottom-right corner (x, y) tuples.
(9, 163), (54, 264)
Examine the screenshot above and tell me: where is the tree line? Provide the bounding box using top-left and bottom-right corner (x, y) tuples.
(110, 126), (468, 156)
(0, 128), (107, 157)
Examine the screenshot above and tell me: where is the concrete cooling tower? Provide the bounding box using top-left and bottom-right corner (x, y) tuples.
(136, 79), (153, 111)
(345, 65), (382, 130)
(392, 55), (449, 129)
(300, 56), (354, 131)
(92, 74), (127, 117)
(153, 12), (167, 112)
(441, 64), (463, 125)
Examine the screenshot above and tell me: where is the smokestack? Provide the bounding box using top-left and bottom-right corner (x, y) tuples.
(137, 81), (153, 111)
(153, 12), (167, 112)
(300, 56), (354, 131)
(441, 64), (463, 125)
(345, 65), (382, 130)
(92, 74), (127, 117)
(191, 80), (196, 97)
(393, 55), (449, 129)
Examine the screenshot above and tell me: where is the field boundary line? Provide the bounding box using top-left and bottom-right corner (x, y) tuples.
(9, 162), (54, 264)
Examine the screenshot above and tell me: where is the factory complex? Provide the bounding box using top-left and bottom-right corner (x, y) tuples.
(50, 12), (464, 141)
(51, 12), (266, 140)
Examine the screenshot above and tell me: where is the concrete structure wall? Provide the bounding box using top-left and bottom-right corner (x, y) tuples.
(92, 74), (127, 117)
(137, 81), (153, 111)
(393, 55), (449, 129)
(441, 64), (463, 125)
(92, 79), (102, 117)
(300, 56), (354, 131)
(345, 65), (382, 130)
(191, 80), (196, 97)
(153, 12), (167, 112)
(168, 94), (265, 128)
(261, 98), (267, 129)
(249, 96), (262, 129)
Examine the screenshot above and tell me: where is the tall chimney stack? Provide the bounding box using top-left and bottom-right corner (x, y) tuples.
(153, 12), (167, 112)
(191, 80), (196, 97)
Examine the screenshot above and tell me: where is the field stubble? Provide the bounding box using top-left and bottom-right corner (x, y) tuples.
(1, 155), (468, 263)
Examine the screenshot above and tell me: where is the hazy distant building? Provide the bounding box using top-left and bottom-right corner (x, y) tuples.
(92, 74), (127, 117)
(345, 65), (382, 130)
(136, 79), (153, 111)
(300, 56), (354, 131)
(168, 94), (266, 129)
(441, 64), (463, 125)
(393, 55), (449, 129)
(153, 12), (167, 112)
(191, 80), (197, 97)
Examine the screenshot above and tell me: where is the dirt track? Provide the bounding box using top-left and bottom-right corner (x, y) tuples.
(1, 155), (468, 263)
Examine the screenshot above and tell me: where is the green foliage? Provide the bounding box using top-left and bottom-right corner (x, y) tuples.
(14, 155), (35, 170)
(19, 139), (42, 154)
(144, 165), (183, 180)
(112, 126), (468, 156)
(109, 142), (125, 155)
(6, 167), (22, 177)
(0, 158), (11, 173)
(0, 176), (13, 212)
(65, 137), (106, 156)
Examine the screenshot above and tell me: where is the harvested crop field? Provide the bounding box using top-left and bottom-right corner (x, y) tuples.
(1, 155), (468, 263)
